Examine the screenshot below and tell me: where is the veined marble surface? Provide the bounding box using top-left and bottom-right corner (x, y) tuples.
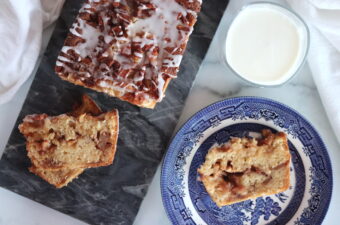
(0, 0), (228, 224)
(0, 0), (339, 225)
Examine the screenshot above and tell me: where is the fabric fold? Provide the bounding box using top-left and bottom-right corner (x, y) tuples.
(287, 0), (340, 144)
(0, 0), (64, 105)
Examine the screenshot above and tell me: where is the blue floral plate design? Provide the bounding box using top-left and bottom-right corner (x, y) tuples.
(161, 97), (333, 225)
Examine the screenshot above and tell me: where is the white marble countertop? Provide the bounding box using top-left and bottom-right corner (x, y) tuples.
(0, 0), (339, 224)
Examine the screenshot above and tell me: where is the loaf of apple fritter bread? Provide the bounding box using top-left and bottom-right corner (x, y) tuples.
(198, 130), (291, 207)
(19, 95), (119, 188)
(55, 0), (202, 108)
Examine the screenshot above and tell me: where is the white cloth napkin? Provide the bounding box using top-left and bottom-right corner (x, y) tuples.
(286, 0), (340, 144)
(0, 0), (64, 105)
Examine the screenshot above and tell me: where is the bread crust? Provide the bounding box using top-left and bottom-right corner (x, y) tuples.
(69, 94), (102, 117)
(29, 166), (84, 188)
(59, 75), (158, 108)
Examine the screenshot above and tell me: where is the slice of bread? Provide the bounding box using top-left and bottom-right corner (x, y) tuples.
(26, 95), (103, 188)
(19, 95), (119, 188)
(20, 110), (119, 170)
(198, 129), (291, 207)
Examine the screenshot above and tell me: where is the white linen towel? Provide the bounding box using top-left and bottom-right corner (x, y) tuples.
(0, 0), (64, 105)
(287, 0), (340, 144)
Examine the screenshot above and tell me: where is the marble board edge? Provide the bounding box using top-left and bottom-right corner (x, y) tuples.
(0, 1), (229, 225)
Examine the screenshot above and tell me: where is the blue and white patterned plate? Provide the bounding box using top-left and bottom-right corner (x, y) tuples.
(161, 97), (333, 225)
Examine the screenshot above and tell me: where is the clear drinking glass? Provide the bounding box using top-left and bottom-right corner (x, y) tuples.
(220, 1), (310, 87)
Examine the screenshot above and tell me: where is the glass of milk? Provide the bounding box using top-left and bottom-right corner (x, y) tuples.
(222, 2), (309, 87)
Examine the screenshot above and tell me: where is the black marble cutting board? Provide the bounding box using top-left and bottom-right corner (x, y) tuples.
(0, 1), (229, 224)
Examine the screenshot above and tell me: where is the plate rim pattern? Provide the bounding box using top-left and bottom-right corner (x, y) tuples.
(160, 96), (333, 225)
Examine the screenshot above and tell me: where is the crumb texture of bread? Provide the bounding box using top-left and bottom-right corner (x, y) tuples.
(20, 111), (119, 169)
(55, 0), (202, 108)
(19, 95), (119, 188)
(197, 130), (291, 207)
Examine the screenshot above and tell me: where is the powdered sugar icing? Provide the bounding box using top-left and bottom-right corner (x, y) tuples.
(56, 0), (199, 107)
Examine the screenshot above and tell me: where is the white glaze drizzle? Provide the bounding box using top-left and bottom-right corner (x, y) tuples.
(56, 0), (199, 104)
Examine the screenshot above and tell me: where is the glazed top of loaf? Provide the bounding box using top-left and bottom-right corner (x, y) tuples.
(55, 0), (201, 106)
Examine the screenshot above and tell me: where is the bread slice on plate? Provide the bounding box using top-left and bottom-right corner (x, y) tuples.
(19, 95), (119, 188)
(198, 129), (291, 207)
